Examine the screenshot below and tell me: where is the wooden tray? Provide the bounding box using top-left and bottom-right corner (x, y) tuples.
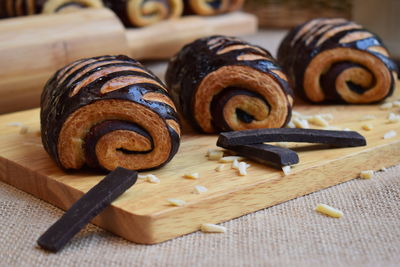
(0, 94), (399, 244)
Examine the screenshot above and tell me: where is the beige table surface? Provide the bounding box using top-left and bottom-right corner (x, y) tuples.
(1, 31), (400, 267)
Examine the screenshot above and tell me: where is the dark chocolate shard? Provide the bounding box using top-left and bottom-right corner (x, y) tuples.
(217, 128), (367, 148)
(37, 167), (138, 252)
(219, 143), (299, 167)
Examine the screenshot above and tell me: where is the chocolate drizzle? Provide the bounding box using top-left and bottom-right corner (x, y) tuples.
(41, 55), (180, 172)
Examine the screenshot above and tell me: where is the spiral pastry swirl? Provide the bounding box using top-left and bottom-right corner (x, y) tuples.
(184, 0), (244, 15)
(0, 0), (102, 17)
(41, 55), (181, 172)
(166, 35), (293, 133)
(278, 18), (399, 104)
(104, 0), (183, 27)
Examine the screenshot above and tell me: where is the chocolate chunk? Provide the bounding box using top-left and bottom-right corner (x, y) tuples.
(217, 128), (367, 148)
(37, 167), (138, 252)
(219, 143), (299, 167)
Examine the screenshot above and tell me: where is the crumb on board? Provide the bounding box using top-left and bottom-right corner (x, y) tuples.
(193, 185), (208, 194)
(166, 198), (186, 207)
(387, 113), (400, 123)
(307, 115), (329, 127)
(231, 159), (239, 170)
(282, 166), (291, 175)
(183, 173), (200, 179)
(215, 164), (225, 172)
(359, 170), (374, 179)
(315, 204), (343, 218)
(238, 162), (250, 176)
(323, 126), (342, 131)
(200, 223), (227, 233)
(361, 123), (373, 131)
(393, 100), (400, 107)
(146, 174), (160, 184)
(383, 130), (397, 139)
(286, 121), (296, 128)
(292, 118), (309, 129)
(343, 128), (351, 131)
(207, 149), (224, 160)
(219, 156), (244, 163)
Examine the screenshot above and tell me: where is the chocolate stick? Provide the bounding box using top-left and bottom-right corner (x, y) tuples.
(217, 128), (366, 148)
(219, 143), (299, 167)
(37, 167), (138, 252)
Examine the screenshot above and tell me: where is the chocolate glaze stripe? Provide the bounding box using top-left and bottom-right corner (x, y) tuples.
(217, 128), (367, 148)
(339, 31), (374, 44)
(66, 60), (146, 87)
(316, 23), (362, 46)
(69, 66), (165, 96)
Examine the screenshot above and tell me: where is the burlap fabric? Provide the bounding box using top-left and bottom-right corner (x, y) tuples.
(1, 165), (399, 266)
(1, 31), (400, 266)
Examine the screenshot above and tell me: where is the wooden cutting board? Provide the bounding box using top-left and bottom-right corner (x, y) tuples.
(0, 94), (400, 244)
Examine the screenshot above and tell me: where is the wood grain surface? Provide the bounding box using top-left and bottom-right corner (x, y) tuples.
(0, 9), (256, 114)
(0, 92), (399, 244)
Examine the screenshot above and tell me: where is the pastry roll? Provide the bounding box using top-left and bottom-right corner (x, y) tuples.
(166, 35), (293, 133)
(104, 0), (183, 27)
(41, 55), (181, 172)
(278, 18), (399, 104)
(184, 0), (244, 15)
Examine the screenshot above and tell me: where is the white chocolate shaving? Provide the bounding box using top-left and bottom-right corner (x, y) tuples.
(200, 223), (227, 233)
(208, 150), (224, 160)
(315, 204), (343, 218)
(359, 170), (374, 179)
(183, 173), (200, 179)
(282, 166), (291, 175)
(166, 198), (186, 207)
(193, 185), (208, 194)
(238, 162), (250, 176)
(215, 164), (225, 172)
(219, 156), (244, 163)
(146, 174), (160, 183)
(383, 130), (397, 139)
(292, 118), (309, 129)
(387, 113), (400, 123)
(361, 123), (373, 131)
(307, 115), (329, 127)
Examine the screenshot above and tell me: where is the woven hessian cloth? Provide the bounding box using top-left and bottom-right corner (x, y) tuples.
(1, 165), (400, 266)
